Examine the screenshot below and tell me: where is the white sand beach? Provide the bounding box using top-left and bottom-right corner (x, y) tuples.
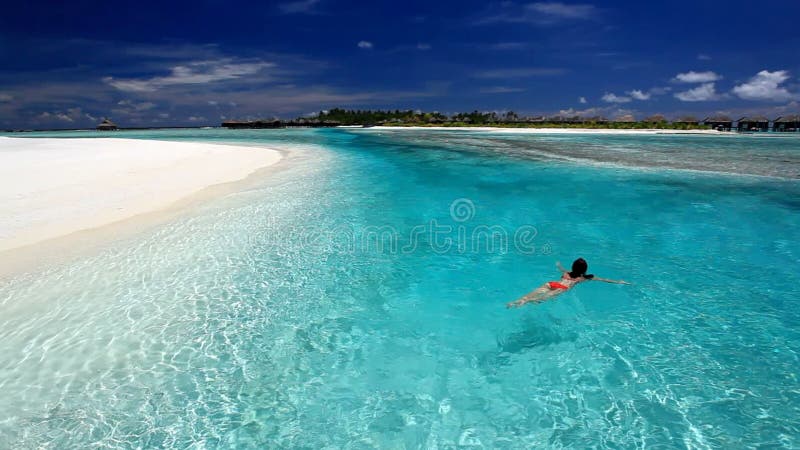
(365, 126), (728, 135)
(0, 137), (281, 253)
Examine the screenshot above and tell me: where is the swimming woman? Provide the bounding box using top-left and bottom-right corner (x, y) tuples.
(506, 258), (630, 308)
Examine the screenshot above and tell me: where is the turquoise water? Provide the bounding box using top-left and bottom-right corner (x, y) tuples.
(1, 129), (799, 448)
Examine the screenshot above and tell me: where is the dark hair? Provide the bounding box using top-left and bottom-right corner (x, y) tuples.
(569, 258), (594, 279)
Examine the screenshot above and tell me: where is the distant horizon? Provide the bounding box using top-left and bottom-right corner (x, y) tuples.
(1, 0), (799, 129)
(7, 109), (797, 133)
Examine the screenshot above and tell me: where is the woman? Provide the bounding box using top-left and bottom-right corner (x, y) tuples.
(507, 258), (629, 308)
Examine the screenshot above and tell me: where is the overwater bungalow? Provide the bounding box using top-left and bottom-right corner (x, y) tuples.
(737, 115), (769, 132)
(773, 115), (800, 132)
(96, 118), (117, 131)
(702, 115), (732, 131)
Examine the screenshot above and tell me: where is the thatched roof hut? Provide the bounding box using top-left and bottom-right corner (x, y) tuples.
(737, 115), (769, 132)
(674, 115), (699, 125)
(96, 118), (117, 131)
(702, 115), (732, 131)
(738, 115), (769, 123)
(773, 114), (800, 132)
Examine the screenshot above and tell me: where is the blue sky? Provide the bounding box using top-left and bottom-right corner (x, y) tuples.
(1, 0), (799, 128)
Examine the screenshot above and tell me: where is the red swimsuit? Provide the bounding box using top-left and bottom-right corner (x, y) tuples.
(548, 281), (569, 290)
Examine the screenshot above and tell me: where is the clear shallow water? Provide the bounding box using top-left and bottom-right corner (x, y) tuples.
(1, 129), (799, 448)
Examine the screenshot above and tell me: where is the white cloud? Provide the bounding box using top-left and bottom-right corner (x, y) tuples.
(556, 105), (634, 118)
(627, 89), (651, 100)
(472, 67), (564, 78)
(36, 107), (93, 123)
(417, 43), (431, 50)
(602, 92), (631, 103)
(104, 59), (273, 92)
(0, 93), (12, 103)
(697, 54), (711, 61)
(674, 83), (717, 101)
(579, 96), (587, 104)
(732, 70), (795, 101)
(278, 0), (320, 14)
(558, 107), (600, 116)
(673, 70), (721, 83)
(187, 116), (207, 122)
(357, 41), (373, 49)
(117, 100), (156, 111)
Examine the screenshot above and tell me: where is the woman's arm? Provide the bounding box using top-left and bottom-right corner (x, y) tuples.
(556, 261), (568, 274)
(592, 276), (631, 285)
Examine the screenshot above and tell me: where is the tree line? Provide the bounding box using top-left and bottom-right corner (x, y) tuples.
(305, 109), (709, 129)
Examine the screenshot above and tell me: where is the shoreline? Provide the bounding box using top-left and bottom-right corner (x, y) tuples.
(359, 126), (730, 135)
(0, 137), (283, 278)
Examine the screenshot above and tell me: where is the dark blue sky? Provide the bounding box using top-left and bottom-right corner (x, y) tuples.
(1, 0), (799, 128)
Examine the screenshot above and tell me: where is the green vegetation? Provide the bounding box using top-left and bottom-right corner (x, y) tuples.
(313, 108), (447, 125)
(306, 108), (711, 130)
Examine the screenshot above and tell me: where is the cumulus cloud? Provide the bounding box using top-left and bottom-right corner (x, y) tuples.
(602, 92), (631, 103)
(627, 89), (651, 100)
(104, 59), (273, 92)
(673, 71), (721, 83)
(37, 107), (95, 123)
(117, 100), (156, 111)
(579, 96), (587, 104)
(601, 86), (668, 103)
(674, 83), (717, 101)
(732, 70), (795, 101)
(558, 107), (601, 116)
(357, 41), (373, 49)
(557, 106), (634, 118)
